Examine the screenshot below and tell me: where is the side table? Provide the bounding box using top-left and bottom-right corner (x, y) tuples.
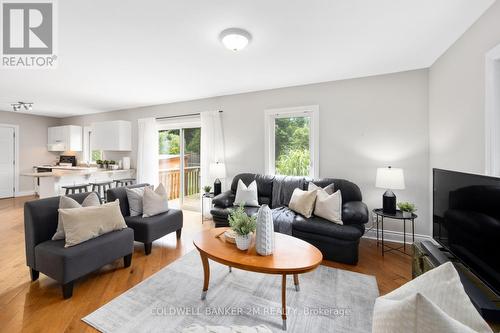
(372, 208), (417, 256)
(201, 192), (215, 223)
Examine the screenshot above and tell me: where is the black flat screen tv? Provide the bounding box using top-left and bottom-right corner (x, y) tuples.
(433, 168), (500, 296)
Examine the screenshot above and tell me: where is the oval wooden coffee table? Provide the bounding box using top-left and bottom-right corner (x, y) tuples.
(193, 227), (323, 331)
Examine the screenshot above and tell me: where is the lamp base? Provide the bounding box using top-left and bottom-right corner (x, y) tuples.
(382, 190), (396, 214)
(213, 178), (222, 196)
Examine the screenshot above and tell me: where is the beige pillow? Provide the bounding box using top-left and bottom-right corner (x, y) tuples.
(308, 182), (334, 195)
(52, 192), (101, 240)
(288, 188), (317, 218)
(59, 200), (127, 247)
(314, 190), (343, 224)
(143, 183), (169, 217)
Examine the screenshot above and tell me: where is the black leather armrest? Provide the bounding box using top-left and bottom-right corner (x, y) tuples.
(213, 191), (235, 208)
(342, 201), (369, 225)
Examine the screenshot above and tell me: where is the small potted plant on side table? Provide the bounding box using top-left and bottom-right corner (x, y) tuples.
(203, 185), (212, 194)
(228, 203), (256, 251)
(397, 202), (416, 218)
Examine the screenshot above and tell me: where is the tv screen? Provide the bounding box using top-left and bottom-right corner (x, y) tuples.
(433, 168), (500, 296)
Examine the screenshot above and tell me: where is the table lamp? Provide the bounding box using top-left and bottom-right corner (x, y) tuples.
(376, 166), (405, 214)
(210, 162), (226, 196)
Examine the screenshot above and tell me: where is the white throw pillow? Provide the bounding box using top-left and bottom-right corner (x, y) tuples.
(143, 183), (169, 217)
(308, 182), (334, 195)
(314, 189), (343, 224)
(288, 188), (317, 218)
(126, 186), (149, 216)
(59, 200), (128, 247)
(234, 179), (259, 207)
(372, 262), (493, 333)
(52, 192), (100, 240)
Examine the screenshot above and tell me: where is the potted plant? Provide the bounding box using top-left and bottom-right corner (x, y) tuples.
(96, 160), (103, 168)
(228, 203), (257, 250)
(397, 202), (416, 218)
(109, 160), (118, 170)
(203, 185), (212, 194)
(103, 160), (109, 169)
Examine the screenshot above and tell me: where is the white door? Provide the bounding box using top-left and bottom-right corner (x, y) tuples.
(0, 127), (15, 198)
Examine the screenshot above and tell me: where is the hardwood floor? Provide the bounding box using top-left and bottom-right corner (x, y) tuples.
(0, 195), (411, 332)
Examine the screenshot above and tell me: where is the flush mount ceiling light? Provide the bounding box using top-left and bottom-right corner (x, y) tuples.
(11, 101), (33, 111)
(219, 28), (252, 52)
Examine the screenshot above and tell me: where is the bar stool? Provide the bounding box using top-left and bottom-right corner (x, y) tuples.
(62, 184), (89, 195)
(113, 178), (136, 188)
(90, 181), (113, 202)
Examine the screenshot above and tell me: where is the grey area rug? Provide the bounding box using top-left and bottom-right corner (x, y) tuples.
(83, 251), (379, 333)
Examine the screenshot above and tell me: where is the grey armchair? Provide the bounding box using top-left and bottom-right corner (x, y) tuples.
(24, 193), (134, 299)
(107, 184), (183, 255)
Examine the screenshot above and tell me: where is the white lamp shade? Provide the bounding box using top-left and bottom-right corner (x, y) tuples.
(210, 162), (226, 179)
(376, 167), (405, 190)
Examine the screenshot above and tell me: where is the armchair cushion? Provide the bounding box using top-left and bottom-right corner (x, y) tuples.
(124, 209), (183, 244)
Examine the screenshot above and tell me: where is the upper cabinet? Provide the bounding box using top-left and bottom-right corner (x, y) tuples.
(91, 120), (131, 151)
(48, 125), (82, 151)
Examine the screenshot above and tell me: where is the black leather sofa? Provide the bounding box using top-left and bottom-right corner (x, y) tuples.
(24, 193), (134, 298)
(211, 173), (369, 264)
(107, 184), (183, 255)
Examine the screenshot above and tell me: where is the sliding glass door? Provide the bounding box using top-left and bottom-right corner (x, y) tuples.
(158, 125), (201, 211)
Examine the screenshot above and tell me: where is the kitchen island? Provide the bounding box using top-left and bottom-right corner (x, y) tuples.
(22, 167), (136, 198)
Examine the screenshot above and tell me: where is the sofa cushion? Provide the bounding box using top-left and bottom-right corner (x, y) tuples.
(52, 192), (101, 240)
(292, 215), (363, 241)
(124, 209), (183, 243)
(143, 184), (169, 217)
(60, 200), (128, 247)
(234, 179), (259, 207)
(106, 183), (150, 217)
(34, 228), (134, 283)
(288, 188), (317, 218)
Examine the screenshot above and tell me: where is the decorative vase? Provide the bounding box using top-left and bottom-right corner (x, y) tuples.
(255, 205), (275, 256)
(235, 233), (252, 250)
(402, 211), (412, 218)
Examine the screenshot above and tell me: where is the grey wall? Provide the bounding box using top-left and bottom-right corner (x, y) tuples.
(62, 69), (431, 236)
(0, 111), (60, 193)
(429, 0), (500, 174)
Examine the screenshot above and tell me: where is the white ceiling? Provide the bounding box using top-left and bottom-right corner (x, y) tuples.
(0, 0), (495, 117)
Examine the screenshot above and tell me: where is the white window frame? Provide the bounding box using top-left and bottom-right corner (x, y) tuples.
(485, 43), (500, 176)
(83, 126), (102, 163)
(264, 105), (319, 178)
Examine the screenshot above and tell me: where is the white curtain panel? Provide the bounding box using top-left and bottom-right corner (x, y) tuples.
(137, 118), (159, 186)
(200, 111), (226, 190)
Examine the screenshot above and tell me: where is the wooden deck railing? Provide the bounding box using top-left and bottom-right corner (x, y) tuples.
(159, 167), (200, 200)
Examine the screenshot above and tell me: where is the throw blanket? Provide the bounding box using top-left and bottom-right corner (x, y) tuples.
(271, 206), (295, 236)
(271, 175), (306, 208)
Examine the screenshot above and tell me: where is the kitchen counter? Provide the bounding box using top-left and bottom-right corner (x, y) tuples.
(21, 168), (136, 198)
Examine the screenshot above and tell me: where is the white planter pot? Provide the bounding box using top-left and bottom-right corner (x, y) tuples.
(402, 211), (412, 218)
(235, 233), (252, 250)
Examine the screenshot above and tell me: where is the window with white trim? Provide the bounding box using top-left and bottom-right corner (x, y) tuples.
(265, 105), (319, 178)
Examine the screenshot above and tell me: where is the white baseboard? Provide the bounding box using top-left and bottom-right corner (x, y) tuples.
(15, 190), (36, 197)
(363, 224), (433, 244)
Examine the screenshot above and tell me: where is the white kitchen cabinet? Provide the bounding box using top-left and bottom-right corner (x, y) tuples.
(91, 120), (131, 151)
(48, 125), (82, 151)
